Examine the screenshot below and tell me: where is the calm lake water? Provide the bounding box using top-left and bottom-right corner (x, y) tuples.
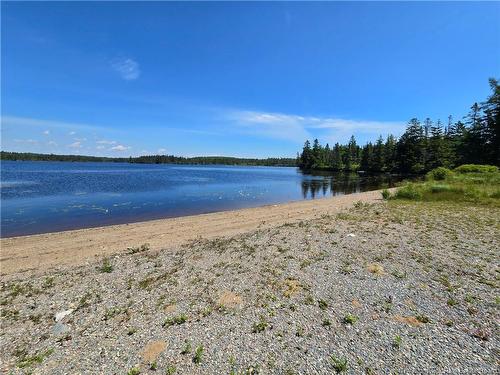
(1, 161), (401, 237)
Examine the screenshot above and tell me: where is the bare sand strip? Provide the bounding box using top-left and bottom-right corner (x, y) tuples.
(0, 189), (388, 277)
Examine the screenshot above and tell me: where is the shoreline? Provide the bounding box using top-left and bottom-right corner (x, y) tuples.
(0, 189), (389, 277)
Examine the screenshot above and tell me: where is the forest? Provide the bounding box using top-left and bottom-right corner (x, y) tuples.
(298, 79), (500, 174)
(0, 151), (296, 167)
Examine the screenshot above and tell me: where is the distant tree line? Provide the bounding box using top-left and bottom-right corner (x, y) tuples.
(298, 79), (500, 174)
(0, 151), (297, 167)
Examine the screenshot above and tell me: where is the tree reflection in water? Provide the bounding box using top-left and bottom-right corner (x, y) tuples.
(300, 172), (401, 199)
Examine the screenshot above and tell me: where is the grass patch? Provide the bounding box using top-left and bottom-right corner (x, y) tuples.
(392, 165), (500, 205)
(162, 314), (187, 328)
(16, 348), (54, 368)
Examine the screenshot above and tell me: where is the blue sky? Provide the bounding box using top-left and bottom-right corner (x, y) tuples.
(2, 2), (499, 158)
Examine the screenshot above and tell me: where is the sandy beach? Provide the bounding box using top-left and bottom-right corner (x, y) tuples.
(1, 189), (389, 277)
(1, 192), (497, 374)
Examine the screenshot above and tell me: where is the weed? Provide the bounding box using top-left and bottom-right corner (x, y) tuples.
(165, 364), (177, 374)
(322, 319), (332, 327)
(381, 189), (391, 200)
(318, 299), (328, 310)
(330, 355), (348, 373)
(127, 367), (141, 375)
(16, 348), (54, 368)
(415, 314), (430, 323)
(99, 258), (113, 273)
(181, 340), (192, 354)
(163, 314), (187, 328)
(193, 345), (204, 364)
(392, 335), (402, 348)
(128, 243), (150, 254)
(252, 316), (268, 333)
(342, 314), (358, 325)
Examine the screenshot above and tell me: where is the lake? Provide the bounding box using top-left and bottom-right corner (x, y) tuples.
(0, 161), (401, 237)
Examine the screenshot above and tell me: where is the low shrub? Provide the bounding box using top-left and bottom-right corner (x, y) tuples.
(426, 167), (453, 181)
(454, 164), (499, 174)
(394, 183), (422, 200)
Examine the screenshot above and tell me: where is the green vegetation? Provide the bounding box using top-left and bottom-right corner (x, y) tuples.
(342, 314), (359, 325)
(298, 79), (499, 172)
(0, 151), (296, 167)
(330, 355), (348, 373)
(16, 348), (54, 368)
(99, 258), (113, 273)
(127, 367), (141, 375)
(392, 165), (500, 205)
(193, 345), (204, 364)
(251, 316), (268, 333)
(162, 314), (187, 328)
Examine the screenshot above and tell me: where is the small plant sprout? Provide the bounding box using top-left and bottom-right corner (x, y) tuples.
(343, 314), (358, 325)
(193, 345), (204, 364)
(99, 258), (113, 273)
(330, 355), (348, 373)
(318, 299), (328, 310)
(393, 335), (402, 348)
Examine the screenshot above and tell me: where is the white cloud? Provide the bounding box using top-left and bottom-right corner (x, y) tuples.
(111, 58), (141, 81)
(69, 131), (76, 135)
(226, 110), (405, 144)
(43, 130), (50, 135)
(96, 140), (117, 145)
(74, 137), (87, 142)
(47, 140), (58, 146)
(157, 148), (167, 153)
(69, 141), (82, 149)
(110, 144), (130, 151)
(96, 145), (106, 150)
(14, 139), (38, 144)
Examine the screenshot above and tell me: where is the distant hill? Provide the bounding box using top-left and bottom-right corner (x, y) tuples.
(0, 151), (297, 167)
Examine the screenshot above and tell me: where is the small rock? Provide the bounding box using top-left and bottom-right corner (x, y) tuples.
(54, 309), (74, 322)
(347, 233), (356, 238)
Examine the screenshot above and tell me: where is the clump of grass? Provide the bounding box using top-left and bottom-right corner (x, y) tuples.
(128, 243), (150, 254)
(381, 189), (391, 200)
(330, 355), (348, 373)
(162, 314), (187, 328)
(181, 340), (192, 354)
(127, 367), (141, 375)
(252, 316), (268, 333)
(165, 364), (177, 374)
(392, 335), (402, 348)
(322, 318), (332, 327)
(99, 258), (113, 273)
(193, 345), (204, 364)
(16, 348), (54, 368)
(318, 299), (328, 310)
(415, 314), (430, 324)
(342, 314), (358, 325)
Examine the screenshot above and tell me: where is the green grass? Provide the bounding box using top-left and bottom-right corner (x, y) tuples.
(392, 165), (500, 205)
(162, 314), (187, 328)
(16, 348), (54, 368)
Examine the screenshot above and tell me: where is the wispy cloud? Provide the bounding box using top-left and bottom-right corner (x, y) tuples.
(110, 144), (130, 151)
(47, 140), (58, 146)
(14, 139), (38, 144)
(157, 148), (167, 154)
(68, 141), (82, 149)
(111, 58), (141, 81)
(96, 140), (117, 145)
(2, 116), (111, 132)
(43, 130), (50, 135)
(225, 109), (405, 144)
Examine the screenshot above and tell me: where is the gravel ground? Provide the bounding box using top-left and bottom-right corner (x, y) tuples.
(1, 200), (498, 374)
